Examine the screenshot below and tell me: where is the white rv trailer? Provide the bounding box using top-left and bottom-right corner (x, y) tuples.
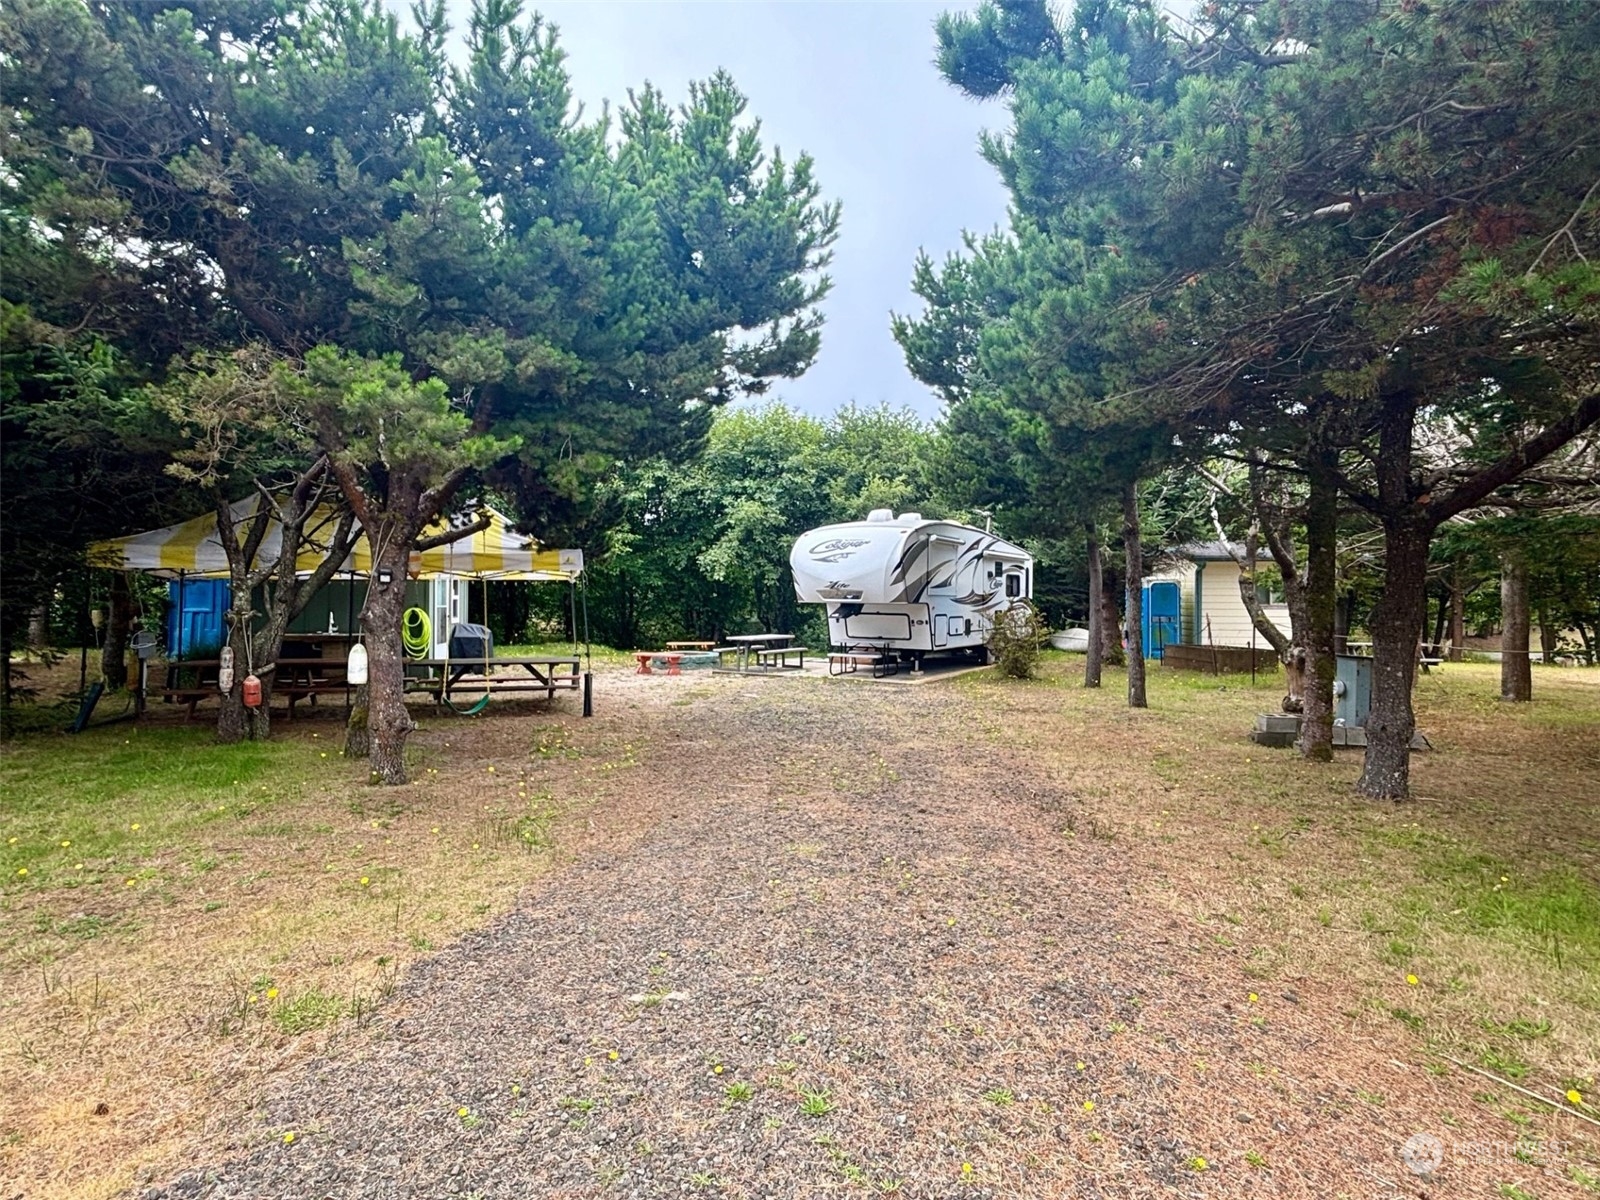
(790, 510), (1033, 666)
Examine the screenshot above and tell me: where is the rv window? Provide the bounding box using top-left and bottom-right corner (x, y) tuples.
(1005, 573), (1022, 598)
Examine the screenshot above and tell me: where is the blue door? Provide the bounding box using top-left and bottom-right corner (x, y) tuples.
(167, 579), (231, 657)
(1142, 581), (1181, 659)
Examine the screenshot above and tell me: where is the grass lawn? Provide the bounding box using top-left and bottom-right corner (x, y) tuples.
(0, 693), (632, 1199)
(955, 657), (1600, 1112)
(1, 653), (1595, 1196)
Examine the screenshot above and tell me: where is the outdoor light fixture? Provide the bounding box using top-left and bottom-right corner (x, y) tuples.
(377, 567), (393, 585)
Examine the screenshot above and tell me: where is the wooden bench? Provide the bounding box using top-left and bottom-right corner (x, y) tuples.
(754, 645), (808, 670)
(406, 656), (580, 702)
(828, 651), (897, 678)
(710, 645), (746, 669)
(634, 652), (683, 676)
(157, 686), (216, 719)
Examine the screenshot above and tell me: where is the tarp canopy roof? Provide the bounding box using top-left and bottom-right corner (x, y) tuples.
(89, 498), (583, 582)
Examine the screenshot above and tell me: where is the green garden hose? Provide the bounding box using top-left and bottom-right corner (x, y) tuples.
(402, 607), (431, 659)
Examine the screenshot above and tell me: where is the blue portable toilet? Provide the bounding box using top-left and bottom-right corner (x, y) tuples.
(1141, 581), (1181, 659)
(166, 578), (231, 657)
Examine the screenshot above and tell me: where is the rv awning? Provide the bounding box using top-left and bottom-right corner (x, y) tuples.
(89, 499), (582, 582)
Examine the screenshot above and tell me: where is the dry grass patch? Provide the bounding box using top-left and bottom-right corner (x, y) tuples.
(0, 704), (627, 1200)
(958, 658), (1600, 1112)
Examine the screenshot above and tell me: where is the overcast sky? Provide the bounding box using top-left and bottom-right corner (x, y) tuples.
(450, 1), (1011, 420)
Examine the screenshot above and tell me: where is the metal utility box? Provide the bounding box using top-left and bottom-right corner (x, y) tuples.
(1334, 654), (1372, 728)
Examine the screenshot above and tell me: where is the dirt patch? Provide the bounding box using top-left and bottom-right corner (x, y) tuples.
(131, 669), (1597, 1198)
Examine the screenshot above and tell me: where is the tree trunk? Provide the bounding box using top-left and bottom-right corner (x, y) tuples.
(1333, 593), (1351, 655)
(1122, 480), (1146, 709)
(1235, 556), (1292, 659)
(0, 627), (13, 738)
(1427, 590), (1447, 658)
(1084, 522), (1103, 688)
(28, 604), (50, 650)
(103, 572), (132, 689)
(1296, 457), (1338, 761)
(344, 684), (372, 757)
(1357, 517), (1431, 799)
(1500, 550), (1532, 702)
(1537, 607), (1557, 667)
(1447, 565), (1465, 663)
(1099, 565), (1125, 668)
(361, 536), (415, 784)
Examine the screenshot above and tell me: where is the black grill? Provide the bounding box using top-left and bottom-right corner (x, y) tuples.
(447, 622), (494, 661)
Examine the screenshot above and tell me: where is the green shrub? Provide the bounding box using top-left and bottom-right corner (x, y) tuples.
(989, 601), (1045, 679)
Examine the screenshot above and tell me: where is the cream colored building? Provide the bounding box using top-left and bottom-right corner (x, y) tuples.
(1148, 542), (1291, 649)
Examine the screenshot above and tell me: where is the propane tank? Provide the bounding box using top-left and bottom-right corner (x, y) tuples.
(218, 647), (235, 694)
(242, 673), (262, 708)
(347, 641), (369, 686)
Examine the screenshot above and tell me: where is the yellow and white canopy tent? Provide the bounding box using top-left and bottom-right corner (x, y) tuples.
(89, 496), (583, 582)
(89, 497), (589, 663)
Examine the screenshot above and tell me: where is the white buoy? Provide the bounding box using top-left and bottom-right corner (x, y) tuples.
(347, 642), (369, 685)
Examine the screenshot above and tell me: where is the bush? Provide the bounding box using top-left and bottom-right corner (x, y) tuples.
(989, 600), (1045, 679)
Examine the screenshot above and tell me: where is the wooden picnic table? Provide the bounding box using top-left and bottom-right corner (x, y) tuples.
(717, 633), (797, 672)
(405, 655), (580, 703)
(665, 640), (715, 650)
(156, 657), (349, 719)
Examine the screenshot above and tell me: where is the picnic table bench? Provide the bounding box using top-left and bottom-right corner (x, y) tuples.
(635, 651), (683, 675)
(405, 656), (580, 703)
(754, 645), (809, 670)
(828, 649), (898, 678)
(157, 658), (351, 719)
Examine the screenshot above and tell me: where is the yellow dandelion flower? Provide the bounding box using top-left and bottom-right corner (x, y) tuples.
(458, 1107), (469, 1117)
(267, 987), (279, 1000)
(1076, 1061), (1085, 1071)
(60, 840), (70, 848)
(1082, 1100), (1095, 1112)
(712, 1064), (723, 1074)
(130, 823), (140, 831)
(359, 876), (370, 886)
(609, 1050), (620, 1061)
(960, 1163), (973, 1175)
(125, 877), (135, 886)
(75, 863), (83, 870)
(432, 826), (440, 834)
(320, 752), (327, 758)
(1248, 993), (1258, 1003)
(1192, 1156), (1208, 1171)
(1569, 1089), (1584, 1106)
(283, 1131), (295, 1144)
(16, 868), (27, 877)
(1405, 974), (1419, 986)
(487, 766), (495, 773)
(6, 837), (16, 845)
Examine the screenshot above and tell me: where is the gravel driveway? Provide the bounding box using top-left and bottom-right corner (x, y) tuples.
(147, 675), (1535, 1199)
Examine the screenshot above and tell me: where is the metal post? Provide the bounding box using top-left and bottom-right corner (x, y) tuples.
(583, 670), (593, 718)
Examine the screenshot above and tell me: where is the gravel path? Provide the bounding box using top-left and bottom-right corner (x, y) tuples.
(147, 677), (1547, 1198)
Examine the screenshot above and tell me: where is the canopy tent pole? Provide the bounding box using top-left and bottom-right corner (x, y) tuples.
(580, 574), (593, 718)
(175, 569), (186, 659)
